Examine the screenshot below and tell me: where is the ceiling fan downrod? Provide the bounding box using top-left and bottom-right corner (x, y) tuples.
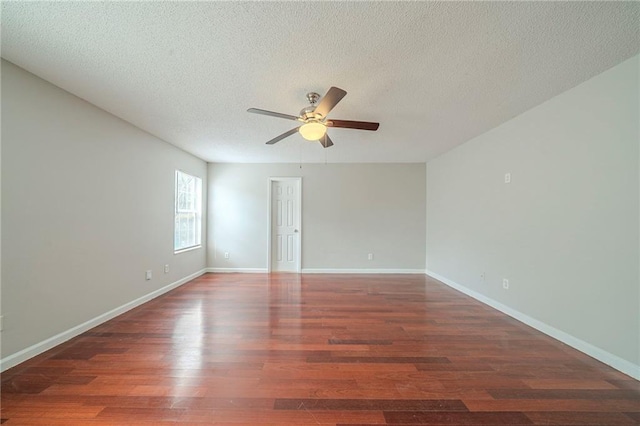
(300, 92), (321, 120)
(306, 92), (320, 106)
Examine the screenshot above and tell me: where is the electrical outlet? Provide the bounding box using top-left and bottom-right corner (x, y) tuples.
(145, 270), (152, 280)
(367, 253), (374, 261)
(224, 252), (230, 259)
(480, 272), (485, 282)
(505, 173), (511, 184)
(503, 278), (509, 289)
(164, 264), (169, 273)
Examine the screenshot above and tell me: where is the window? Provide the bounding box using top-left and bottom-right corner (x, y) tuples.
(174, 170), (202, 252)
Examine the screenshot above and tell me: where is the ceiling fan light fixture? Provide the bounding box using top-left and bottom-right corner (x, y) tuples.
(299, 122), (326, 141)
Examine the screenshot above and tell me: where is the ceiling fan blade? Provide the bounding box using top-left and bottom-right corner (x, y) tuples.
(327, 119), (379, 131)
(265, 127), (300, 145)
(319, 134), (334, 148)
(248, 108), (300, 121)
(313, 87), (347, 118)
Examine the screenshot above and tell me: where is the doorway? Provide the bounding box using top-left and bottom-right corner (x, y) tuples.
(268, 177), (301, 272)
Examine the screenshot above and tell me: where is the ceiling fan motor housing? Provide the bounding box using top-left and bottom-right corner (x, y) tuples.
(300, 108), (322, 122)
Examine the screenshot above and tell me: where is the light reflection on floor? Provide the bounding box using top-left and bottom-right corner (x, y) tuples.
(166, 274), (307, 396)
(171, 299), (203, 392)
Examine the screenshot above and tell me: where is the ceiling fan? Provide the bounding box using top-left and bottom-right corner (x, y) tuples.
(247, 87), (379, 148)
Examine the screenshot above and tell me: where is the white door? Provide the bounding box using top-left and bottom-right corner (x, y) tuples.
(270, 178), (301, 272)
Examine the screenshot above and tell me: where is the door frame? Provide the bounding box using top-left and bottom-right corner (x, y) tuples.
(267, 177), (302, 273)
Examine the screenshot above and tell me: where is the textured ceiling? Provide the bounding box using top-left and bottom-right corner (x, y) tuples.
(2, 2), (638, 163)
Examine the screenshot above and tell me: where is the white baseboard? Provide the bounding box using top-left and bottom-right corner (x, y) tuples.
(206, 268), (425, 274)
(206, 267), (268, 273)
(426, 270), (640, 380)
(302, 268), (426, 274)
(0, 268), (207, 373)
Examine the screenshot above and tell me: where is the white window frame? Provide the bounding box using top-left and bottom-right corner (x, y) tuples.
(174, 170), (202, 253)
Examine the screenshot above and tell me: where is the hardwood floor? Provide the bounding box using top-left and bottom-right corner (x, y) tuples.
(1, 273), (638, 425)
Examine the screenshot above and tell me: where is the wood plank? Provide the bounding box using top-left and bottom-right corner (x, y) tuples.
(524, 411), (637, 424)
(273, 398), (468, 411)
(383, 410), (533, 424)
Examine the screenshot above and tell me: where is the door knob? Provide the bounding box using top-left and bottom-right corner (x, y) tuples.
(294, 229), (299, 233)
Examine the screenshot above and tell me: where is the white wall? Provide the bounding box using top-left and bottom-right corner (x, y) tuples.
(426, 55), (639, 376)
(208, 163), (425, 272)
(1, 60), (208, 366)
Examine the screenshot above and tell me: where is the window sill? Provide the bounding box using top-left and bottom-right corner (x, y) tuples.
(174, 245), (202, 255)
